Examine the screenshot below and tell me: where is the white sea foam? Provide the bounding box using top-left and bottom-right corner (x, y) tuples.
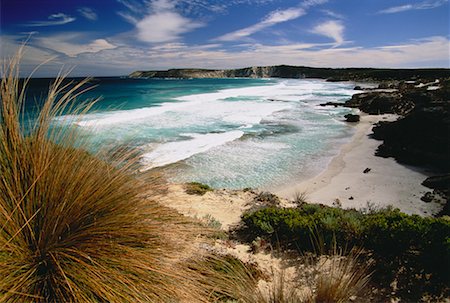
(141, 130), (244, 169)
(65, 78), (359, 188)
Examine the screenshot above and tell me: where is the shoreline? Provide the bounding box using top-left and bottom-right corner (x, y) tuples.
(274, 113), (443, 216)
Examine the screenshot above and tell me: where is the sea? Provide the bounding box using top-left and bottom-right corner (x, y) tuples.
(25, 77), (361, 191)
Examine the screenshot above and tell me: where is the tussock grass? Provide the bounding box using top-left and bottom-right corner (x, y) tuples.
(0, 50), (205, 302)
(314, 248), (373, 303)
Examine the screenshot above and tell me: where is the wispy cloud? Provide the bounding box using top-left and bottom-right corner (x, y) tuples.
(214, 0), (328, 42)
(25, 13), (76, 27)
(78, 7), (98, 21)
(33, 33), (117, 57)
(301, 0), (329, 8)
(4, 34), (448, 77)
(321, 9), (344, 19)
(215, 7), (306, 41)
(378, 0), (448, 14)
(311, 20), (344, 45)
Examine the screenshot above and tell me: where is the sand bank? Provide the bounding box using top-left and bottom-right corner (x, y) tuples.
(275, 114), (443, 216)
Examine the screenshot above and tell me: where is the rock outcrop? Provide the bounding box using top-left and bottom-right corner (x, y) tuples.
(370, 80), (450, 172)
(344, 114), (360, 122)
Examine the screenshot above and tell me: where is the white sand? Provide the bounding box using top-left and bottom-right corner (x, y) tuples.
(275, 114), (443, 216)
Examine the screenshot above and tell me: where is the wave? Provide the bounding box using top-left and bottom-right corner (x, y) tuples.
(140, 130), (244, 169)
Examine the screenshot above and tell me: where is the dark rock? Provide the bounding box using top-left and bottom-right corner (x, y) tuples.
(344, 92), (412, 115)
(344, 114), (360, 122)
(422, 174), (450, 216)
(354, 86), (362, 90)
(420, 192), (434, 203)
(363, 168), (371, 174)
(422, 174), (450, 191)
(372, 106), (450, 171)
(378, 82), (398, 89)
(320, 101), (343, 107)
(349, 196), (354, 200)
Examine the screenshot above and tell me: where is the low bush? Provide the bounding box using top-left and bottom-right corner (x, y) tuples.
(239, 204), (450, 292)
(241, 205), (449, 257)
(185, 182), (213, 195)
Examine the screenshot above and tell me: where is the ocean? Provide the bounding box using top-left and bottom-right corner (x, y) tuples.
(25, 77), (359, 191)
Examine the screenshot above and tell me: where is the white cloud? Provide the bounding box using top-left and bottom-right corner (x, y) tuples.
(78, 7), (98, 21)
(321, 9), (344, 19)
(301, 0), (329, 8)
(62, 36), (449, 76)
(378, 0), (448, 14)
(33, 34), (117, 57)
(216, 7), (305, 41)
(119, 0), (204, 43)
(26, 13), (76, 27)
(311, 20), (344, 45)
(4, 28), (448, 76)
(136, 11), (203, 43)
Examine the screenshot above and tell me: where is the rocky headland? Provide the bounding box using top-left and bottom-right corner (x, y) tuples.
(129, 65), (450, 82)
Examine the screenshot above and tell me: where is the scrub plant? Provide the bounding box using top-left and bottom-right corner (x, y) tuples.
(0, 50), (204, 302)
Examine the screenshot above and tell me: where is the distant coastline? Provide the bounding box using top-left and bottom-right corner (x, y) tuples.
(129, 65), (450, 81)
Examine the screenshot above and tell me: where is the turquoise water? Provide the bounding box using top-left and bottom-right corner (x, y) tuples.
(26, 77), (358, 190)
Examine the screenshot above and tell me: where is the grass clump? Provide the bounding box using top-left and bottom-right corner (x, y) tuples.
(185, 182), (213, 195)
(0, 52), (204, 302)
(314, 248), (372, 303)
(189, 254), (265, 302)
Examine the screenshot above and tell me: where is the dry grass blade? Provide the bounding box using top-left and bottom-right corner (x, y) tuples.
(0, 50), (206, 302)
(314, 247), (373, 303)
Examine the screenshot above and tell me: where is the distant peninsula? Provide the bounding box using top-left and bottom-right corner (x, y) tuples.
(129, 65), (450, 81)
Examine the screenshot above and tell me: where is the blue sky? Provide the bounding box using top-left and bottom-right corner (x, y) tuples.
(1, 0), (449, 76)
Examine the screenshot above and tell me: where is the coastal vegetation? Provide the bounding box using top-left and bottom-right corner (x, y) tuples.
(185, 181), (213, 195)
(2, 50), (449, 301)
(0, 52), (210, 302)
(237, 204), (450, 300)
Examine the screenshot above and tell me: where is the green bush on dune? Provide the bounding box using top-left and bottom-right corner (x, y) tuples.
(185, 182), (213, 195)
(241, 204), (450, 273)
(241, 204), (450, 300)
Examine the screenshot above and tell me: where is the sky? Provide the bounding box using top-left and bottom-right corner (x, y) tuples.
(1, 0), (449, 76)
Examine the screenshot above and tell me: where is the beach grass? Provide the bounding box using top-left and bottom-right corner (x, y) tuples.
(0, 50), (208, 302)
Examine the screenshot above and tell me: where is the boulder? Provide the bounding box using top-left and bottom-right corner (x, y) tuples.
(344, 114), (360, 122)
(319, 101), (343, 107)
(420, 192), (434, 203)
(422, 174), (450, 191)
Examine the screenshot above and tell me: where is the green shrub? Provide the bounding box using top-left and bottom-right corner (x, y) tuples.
(185, 182), (213, 195)
(240, 204), (450, 269)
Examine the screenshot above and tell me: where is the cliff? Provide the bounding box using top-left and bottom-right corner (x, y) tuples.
(129, 65), (450, 81)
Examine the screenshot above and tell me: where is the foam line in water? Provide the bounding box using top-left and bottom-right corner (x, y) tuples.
(141, 130), (244, 169)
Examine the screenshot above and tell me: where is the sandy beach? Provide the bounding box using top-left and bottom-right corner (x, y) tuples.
(275, 113), (443, 216)
(157, 113), (444, 224)
(154, 112), (447, 302)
